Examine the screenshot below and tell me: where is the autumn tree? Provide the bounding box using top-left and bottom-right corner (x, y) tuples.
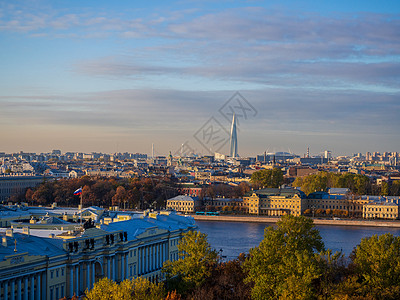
(25, 188), (34, 204)
(190, 253), (251, 300)
(112, 186), (127, 207)
(163, 230), (218, 295)
(85, 277), (164, 300)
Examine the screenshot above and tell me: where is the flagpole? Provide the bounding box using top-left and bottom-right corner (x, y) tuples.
(80, 186), (83, 226)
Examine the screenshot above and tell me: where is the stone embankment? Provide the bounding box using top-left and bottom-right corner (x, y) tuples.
(192, 214), (400, 228)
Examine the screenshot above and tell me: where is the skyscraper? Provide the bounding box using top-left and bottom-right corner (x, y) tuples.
(230, 114), (238, 157)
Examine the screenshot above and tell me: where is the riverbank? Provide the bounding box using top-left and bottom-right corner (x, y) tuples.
(192, 214), (400, 228)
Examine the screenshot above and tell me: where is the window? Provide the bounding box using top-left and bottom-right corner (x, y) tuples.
(130, 266), (132, 277)
(51, 271), (54, 279)
(61, 268), (64, 276)
(56, 269), (59, 277)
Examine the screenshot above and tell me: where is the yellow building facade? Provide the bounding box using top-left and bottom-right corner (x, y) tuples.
(243, 188), (307, 216)
(363, 202), (399, 220)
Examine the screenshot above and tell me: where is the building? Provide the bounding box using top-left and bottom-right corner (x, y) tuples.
(0, 210), (195, 300)
(166, 195), (202, 213)
(363, 202), (399, 220)
(0, 175), (44, 202)
(243, 188), (307, 216)
(203, 198), (244, 212)
(306, 192), (368, 218)
(229, 114), (238, 158)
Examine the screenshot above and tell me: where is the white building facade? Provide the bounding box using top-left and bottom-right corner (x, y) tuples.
(0, 211), (196, 300)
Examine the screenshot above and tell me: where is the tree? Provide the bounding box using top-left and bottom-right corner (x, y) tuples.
(25, 188), (34, 204)
(243, 215), (325, 300)
(391, 180), (400, 196)
(85, 278), (117, 300)
(112, 186), (126, 207)
(190, 253), (251, 300)
(163, 230), (218, 294)
(250, 168), (284, 188)
(129, 277), (164, 300)
(380, 181), (389, 196)
(351, 233), (400, 298)
(292, 172), (373, 196)
(85, 277), (164, 300)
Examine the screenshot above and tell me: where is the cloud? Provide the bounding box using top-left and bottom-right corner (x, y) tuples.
(0, 3), (399, 154)
(62, 7), (399, 93)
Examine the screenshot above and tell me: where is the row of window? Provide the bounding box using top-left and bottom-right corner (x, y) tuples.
(170, 251), (179, 261)
(49, 284), (65, 300)
(168, 201), (194, 206)
(365, 207), (396, 212)
(129, 249), (137, 258)
(365, 213), (396, 219)
(50, 267), (65, 279)
(129, 263), (137, 277)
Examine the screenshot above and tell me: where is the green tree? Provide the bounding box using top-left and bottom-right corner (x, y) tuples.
(163, 230), (218, 294)
(380, 181), (389, 196)
(391, 180), (400, 196)
(250, 168), (284, 188)
(243, 215), (325, 300)
(351, 233), (400, 298)
(292, 172), (327, 195)
(85, 277), (164, 300)
(292, 171), (372, 196)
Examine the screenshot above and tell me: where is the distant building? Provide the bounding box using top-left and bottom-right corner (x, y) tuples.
(0, 175), (44, 202)
(287, 166), (319, 177)
(243, 188), (307, 216)
(229, 114), (238, 158)
(293, 157), (328, 165)
(363, 202), (399, 220)
(166, 195), (202, 213)
(307, 191), (368, 218)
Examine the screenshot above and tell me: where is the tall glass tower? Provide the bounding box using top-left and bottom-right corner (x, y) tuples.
(229, 114), (238, 157)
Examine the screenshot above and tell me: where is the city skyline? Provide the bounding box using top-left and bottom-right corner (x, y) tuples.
(0, 0), (399, 156)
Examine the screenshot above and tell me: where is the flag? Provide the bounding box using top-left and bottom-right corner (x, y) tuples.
(74, 188), (82, 196)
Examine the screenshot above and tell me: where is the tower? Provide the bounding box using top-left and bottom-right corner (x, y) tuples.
(229, 114), (238, 158)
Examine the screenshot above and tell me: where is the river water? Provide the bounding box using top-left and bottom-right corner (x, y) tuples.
(196, 220), (400, 260)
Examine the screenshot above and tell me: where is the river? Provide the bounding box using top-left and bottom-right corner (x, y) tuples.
(196, 220), (400, 260)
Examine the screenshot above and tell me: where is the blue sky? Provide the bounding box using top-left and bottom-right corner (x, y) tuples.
(0, 0), (399, 157)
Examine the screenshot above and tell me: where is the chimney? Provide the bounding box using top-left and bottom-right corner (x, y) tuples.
(2, 237), (7, 247)
(6, 228), (13, 238)
(22, 227), (30, 236)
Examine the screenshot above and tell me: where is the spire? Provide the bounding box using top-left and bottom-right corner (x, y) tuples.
(230, 114), (238, 157)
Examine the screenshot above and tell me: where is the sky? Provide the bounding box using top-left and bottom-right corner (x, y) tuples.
(0, 0), (399, 157)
